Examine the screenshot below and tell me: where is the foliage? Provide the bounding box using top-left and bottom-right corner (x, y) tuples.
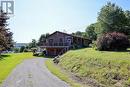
(125, 10), (130, 26)
(19, 46), (25, 52)
(0, 53), (35, 84)
(86, 23), (97, 40)
(37, 33), (50, 46)
(59, 48), (130, 86)
(91, 41), (97, 49)
(125, 78), (130, 86)
(13, 48), (19, 53)
(96, 32), (129, 51)
(23, 48), (30, 52)
(97, 2), (128, 35)
(72, 31), (83, 36)
(28, 39), (37, 49)
(0, 10), (13, 52)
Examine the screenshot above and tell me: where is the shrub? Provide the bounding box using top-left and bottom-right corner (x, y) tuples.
(97, 32), (129, 51)
(13, 48), (19, 53)
(19, 46), (25, 52)
(125, 78), (130, 87)
(91, 41), (97, 49)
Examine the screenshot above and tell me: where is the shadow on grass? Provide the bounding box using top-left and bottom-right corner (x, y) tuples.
(117, 50), (130, 52)
(0, 54), (10, 60)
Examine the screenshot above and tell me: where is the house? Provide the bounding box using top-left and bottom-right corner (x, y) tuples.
(40, 31), (91, 56)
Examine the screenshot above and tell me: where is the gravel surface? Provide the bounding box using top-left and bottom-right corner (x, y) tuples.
(1, 58), (69, 87)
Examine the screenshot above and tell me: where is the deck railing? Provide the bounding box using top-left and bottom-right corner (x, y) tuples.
(43, 42), (71, 46)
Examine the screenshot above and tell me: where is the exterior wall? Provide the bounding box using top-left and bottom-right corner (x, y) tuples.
(45, 32), (73, 46)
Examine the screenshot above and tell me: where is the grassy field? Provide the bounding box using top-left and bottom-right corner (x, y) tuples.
(59, 48), (130, 87)
(0, 53), (35, 84)
(45, 59), (84, 87)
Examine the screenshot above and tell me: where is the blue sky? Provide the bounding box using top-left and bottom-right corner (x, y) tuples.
(9, 0), (130, 43)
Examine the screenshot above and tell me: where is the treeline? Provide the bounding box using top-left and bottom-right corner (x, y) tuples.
(14, 39), (37, 53)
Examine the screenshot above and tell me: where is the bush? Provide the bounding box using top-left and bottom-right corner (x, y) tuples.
(91, 41), (97, 49)
(97, 32), (129, 51)
(13, 48), (19, 53)
(23, 49), (29, 52)
(19, 46), (25, 52)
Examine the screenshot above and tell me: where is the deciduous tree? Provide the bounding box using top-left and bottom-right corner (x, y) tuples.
(97, 2), (128, 35)
(86, 24), (97, 40)
(38, 33), (50, 46)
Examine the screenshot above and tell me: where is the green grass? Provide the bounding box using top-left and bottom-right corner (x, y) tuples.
(45, 59), (84, 87)
(0, 52), (35, 84)
(59, 48), (130, 87)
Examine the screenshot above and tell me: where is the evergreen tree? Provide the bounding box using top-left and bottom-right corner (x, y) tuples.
(0, 10), (13, 54)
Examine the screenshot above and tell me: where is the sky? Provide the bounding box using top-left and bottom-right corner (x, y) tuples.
(7, 0), (130, 43)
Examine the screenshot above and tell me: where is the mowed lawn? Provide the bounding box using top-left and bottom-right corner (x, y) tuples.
(59, 48), (130, 86)
(0, 53), (35, 84)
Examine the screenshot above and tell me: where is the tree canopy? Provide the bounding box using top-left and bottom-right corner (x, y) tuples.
(97, 2), (130, 35)
(37, 33), (50, 46)
(85, 2), (130, 41)
(86, 24), (97, 40)
(28, 39), (37, 49)
(0, 10), (13, 52)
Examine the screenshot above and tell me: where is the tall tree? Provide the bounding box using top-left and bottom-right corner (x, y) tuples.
(38, 33), (50, 46)
(97, 2), (128, 35)
(19, 46), (25, 52)
(28, 39), (37, 49)
(125, 10), (130, 26)
(86, 24), (97, 40)
(73, 31), (83, 36)
(124, 10), (130, 35)
(0, 10), (13, 54)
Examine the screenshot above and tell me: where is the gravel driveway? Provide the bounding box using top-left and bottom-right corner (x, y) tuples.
(1, 58), (69, 87)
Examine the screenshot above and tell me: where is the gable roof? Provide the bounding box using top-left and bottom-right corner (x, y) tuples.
(47, 31), (90, 40)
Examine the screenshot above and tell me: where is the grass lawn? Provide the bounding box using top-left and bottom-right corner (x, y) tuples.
(59, 48), (130, 87)
(45, 59), (85, 87)
(0, 52), (35, 84)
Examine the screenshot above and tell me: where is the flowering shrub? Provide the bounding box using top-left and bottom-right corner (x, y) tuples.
(97, 32), (129, 51)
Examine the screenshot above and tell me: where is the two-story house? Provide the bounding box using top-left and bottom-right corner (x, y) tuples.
(40, 31), (91, 56)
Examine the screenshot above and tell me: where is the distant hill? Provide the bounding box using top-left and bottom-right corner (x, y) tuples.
(14, 43), (28, 48)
